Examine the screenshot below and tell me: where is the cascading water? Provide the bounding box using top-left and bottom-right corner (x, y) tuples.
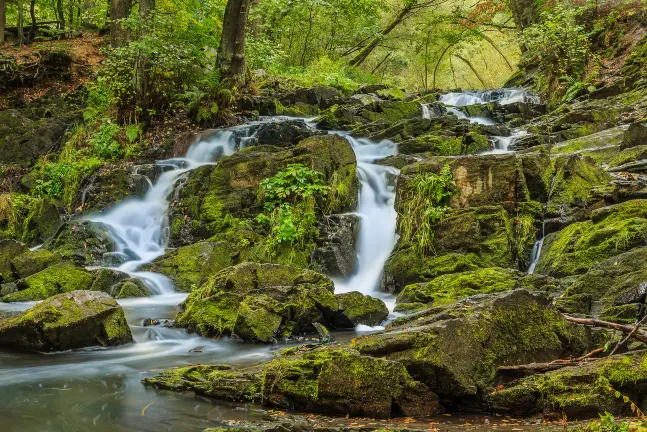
(332, 135), (400, 321)
(440, 88), (540, 106)
(487, 130), (528, 155)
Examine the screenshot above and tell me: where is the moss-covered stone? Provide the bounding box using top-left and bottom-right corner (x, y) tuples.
(486, 352), (647, 418)
(43, 221), (114, 266)
(168, 135), (358, 247)
(535, 200), (647, 277)
(354, 290), (599, 407)
(395, 267), (551, 306)
(110, 279), (151, 298)
(0, 240), (28, 283)
(143, 347), (442, 419)
(0, 290), (133, 351)
(175, 262), (337, 342)
(332, 292), (389, 328)
(2, 262), (94, 302)
(10, 248), (62, 279)
(144, 241), (236, 292)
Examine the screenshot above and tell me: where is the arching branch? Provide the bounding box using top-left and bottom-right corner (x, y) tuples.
(455, 54), (487, 88)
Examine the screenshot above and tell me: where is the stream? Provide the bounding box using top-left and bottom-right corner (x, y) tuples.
(0, 90), (551, 431)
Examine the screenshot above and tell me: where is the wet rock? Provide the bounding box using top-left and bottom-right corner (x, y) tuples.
(0, 195), (61, 245)
(143, 241), (237, 292)
(535, 200), (647, 278)
(169, 134), (358, 247)
(109, 279), (151, 299)
(313, 322), (332, 343)
(312, 214), (358, 278)
(89, 268), (130, 294)
(0, 240), (28, 283)
(10, 248), (62, 279)
(247, 119), (319, 148)
(485, 351), (647, 418)
(374, 154), (419, 169)
(354, 290), (599, 408)
(621, 121), (647, 151)
(332, 292), (389, 328)
(556, 246), (647, 320)
(0, 290), (133, 351)
(175, 262), (387, 342)
(395, 267), (557, 309)
(143, 347), (442, 419)
(43, 221), (114, 266)
(77, 165), (154, 214)
(1, 262), (95, 302)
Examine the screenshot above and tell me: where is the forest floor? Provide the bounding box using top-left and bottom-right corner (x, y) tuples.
(0, 32), (104, 109)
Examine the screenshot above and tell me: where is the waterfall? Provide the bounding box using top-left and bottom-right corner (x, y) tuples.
(527, 237), (544, 274)
(333, 135), (400, 318)
(440, 88), (539, 106)
(87, 129), (244, 294)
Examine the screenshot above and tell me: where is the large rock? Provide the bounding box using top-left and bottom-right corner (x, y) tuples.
(143, 241), (236, 292)
(621, 121), (647, 150)
(312, 214), (358, 278)
(0, 290), (133, 351)
(2, 262), (94, 302)
(486, 351), (647, 418)
(0, 240), (28, 283)
(535, 200), (647, 277)
(333, 292), (389, 328)
(169, 134), (358, 247)
(10, 248), (62, 279)
(143, 347), (442, 419)
(246, 119), (320, 148)
(43, 221), (114, 266)
(354, 290), (598, 408)
(175, 263), (387, 342)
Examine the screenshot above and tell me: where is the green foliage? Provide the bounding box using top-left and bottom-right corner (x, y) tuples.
(256, 164), (329, 259)
(522, 5), (591, 96)
(578, 412), (647, 432)
(89, 121), (122, 160)
(399, 164), (455, 257)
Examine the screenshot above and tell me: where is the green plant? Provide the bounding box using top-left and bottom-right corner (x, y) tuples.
(89, 121), (123, 160)
(398, 164), (455, 257)
(256, 164), (329, 259)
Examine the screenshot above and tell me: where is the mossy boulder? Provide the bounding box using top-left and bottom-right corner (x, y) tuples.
(10, 248), (62, 279)
(0, 195), (61, 245)
(332, 292), (389, 328)
(43, 221), (114, 266)
(143, 241), (236, 292)
(143, 347), (442, 419)
(395, 267), (556, 309)
(535, 200), (647, 277)
(354, 290), (598, 408)
(556, 246), (647, 321)
(383, 206), (517, 293)
(621, 121), (647, 150)
(486, 352), (647, 418)
(2, 262), (94, 302)
(0, 240), (28, 283)
(109, 279), (151, 299)
(246, 119), (320, 148)
(312, 214), (358, 278)
(0, 290), (133, 351)
(169, 134), (358, 246)
(175, 263), (335, 342)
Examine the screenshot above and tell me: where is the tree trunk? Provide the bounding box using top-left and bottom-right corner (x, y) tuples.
(0, 0), (5, 44)
(18, 1), (24, 45)
(455, 54), (487, 88)
(110, 0), (132, 46)
(28, 0), (36, 43)
(57, 0), (65, 29)
(216, 0), (252, 85)
(348, 5), (411, 67)
(135, 0), (154, 115)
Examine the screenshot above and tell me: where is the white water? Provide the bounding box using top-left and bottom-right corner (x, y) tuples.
(527, 237), (544, 274)
(421, 104), (431, 120)
(333, 135), (400, 319)
(440, 88), (540, 106)
(486, 130), (528, 155)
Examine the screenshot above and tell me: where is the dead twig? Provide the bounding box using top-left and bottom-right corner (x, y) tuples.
(563, 315), (647, 344)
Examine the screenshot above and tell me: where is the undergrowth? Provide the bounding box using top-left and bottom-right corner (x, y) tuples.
(398, 164), (455, 257)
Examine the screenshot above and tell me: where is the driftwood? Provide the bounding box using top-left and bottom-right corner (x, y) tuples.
(498, 348), (606, 376)
(563, 315), (647, 343)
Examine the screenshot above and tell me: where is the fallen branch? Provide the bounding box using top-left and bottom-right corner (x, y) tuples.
(610, 315), (647, 356)
(563, 315), (647, 344)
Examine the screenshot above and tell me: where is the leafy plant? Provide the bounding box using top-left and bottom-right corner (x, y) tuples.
(89, 121), (122, 160)
(256, 164), (329, 259)
(398, 164), (455, 257)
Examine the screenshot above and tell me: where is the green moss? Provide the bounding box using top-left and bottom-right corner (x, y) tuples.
(2, 263), (94, 302)
(11, 249), (62, 279)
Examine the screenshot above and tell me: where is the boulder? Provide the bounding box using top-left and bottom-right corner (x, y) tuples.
(43, 221), (114, 266)
(175, 262), (388, 342)
(169, 134), (358, 247)
(10, 248), (62, 279)
(312, 214), (358, 278)
(486, 351), (647, 418)
(0, 290), (133, 351)
(354, 290), (598, 408)
(247, 119), (319, 148)
(143, 347), (442, 419)
(395, 267), (556, 310)
(77, 165), (155, 214)
(535, 200), (647, 277)
(0, 195), (60, 244)
(2, 262), (94, 302)
(0, 240), (28, 283)
(109, 279), (151, 298)
(143, 241), (236, 292)
(621, 121), (647, 150)
(332, 292), (389, 328)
